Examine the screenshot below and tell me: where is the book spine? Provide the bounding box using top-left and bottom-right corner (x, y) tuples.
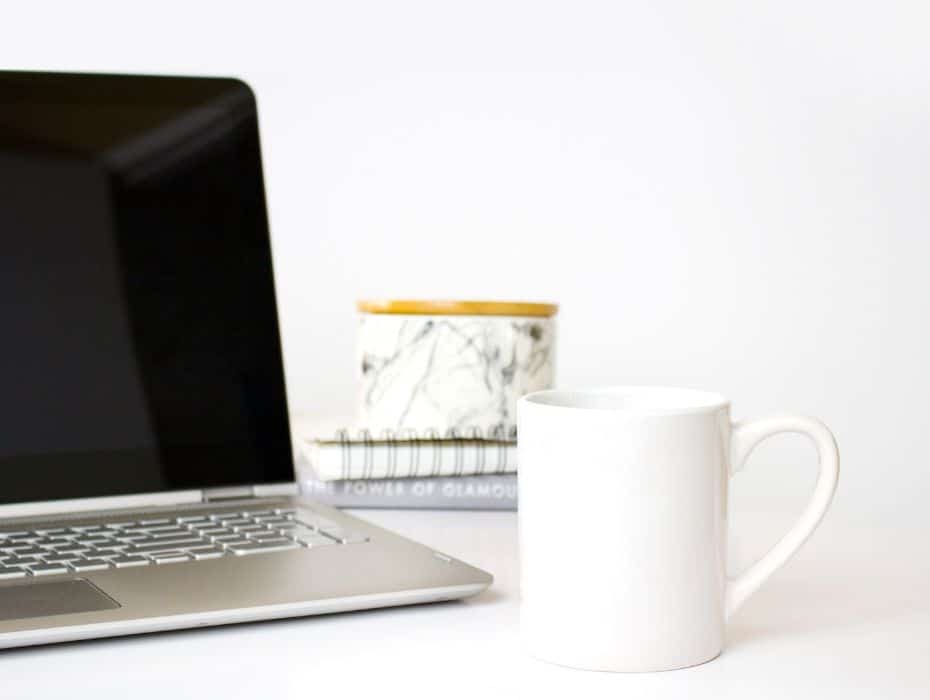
(300, 473), (518, 510)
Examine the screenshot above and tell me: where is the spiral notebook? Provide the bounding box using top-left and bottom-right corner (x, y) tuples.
(300, 427), (517, 482)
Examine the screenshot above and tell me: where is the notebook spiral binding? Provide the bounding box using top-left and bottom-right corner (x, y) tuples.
(333, 426), (516, 480)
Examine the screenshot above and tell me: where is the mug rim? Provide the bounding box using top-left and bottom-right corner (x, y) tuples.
(520, 385), (730, 416)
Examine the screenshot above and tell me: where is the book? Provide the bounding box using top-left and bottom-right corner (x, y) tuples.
(300, 472), (517, 510)
(300, 427), (517, 481)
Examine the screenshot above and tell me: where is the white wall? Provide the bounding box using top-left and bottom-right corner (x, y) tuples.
(7, 1), (929, 528)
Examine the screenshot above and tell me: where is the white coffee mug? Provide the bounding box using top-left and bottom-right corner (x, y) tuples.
(517, 386), (839, 672)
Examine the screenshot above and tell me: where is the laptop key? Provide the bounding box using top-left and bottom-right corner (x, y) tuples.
(8, 546), (45, 557)
(108, 555), (151, 568)
(3, 557), (41, 567)
(227, 539), (299, 555)
(4, 538), (38, 547)
(70, 559), (111, 572)
(290, 526), (335, 540)
(6, 537), (43, 546)
(219, 518), (252, 527)
(193, 526), (230, 536)
(0, 567), (28, 579)
(50, 544), (91, 554)
(127, 538), (209, 554)
(120, 524), (177, 534)
(92, 543), (127, 553)
(189, 547), (226, 560)
(41, 555), (82, 564)
(211, 533), (248, 543)
(73, 537), (113, 546)
(144, 524), (192, 533)
(175, 515), (209, 523)
(149, 528), (192, 539)
(27, 563), (69, 576)
(293, 531), (340, 548)
(114, 533), (149, 542)
(130, 534), (206, 546)
(149, 552), (190, 564)
(209, 512), (240, 521)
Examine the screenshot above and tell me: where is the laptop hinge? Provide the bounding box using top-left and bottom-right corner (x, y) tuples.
(201, 483), (298, 503)
(202, 486), (255, 502)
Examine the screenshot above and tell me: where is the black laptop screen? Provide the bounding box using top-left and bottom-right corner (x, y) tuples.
(0, 72), (294, 504)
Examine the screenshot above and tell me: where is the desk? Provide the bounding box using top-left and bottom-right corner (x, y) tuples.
(3, 510), (928, 699)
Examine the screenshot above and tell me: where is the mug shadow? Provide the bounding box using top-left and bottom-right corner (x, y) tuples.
(726, 551), (929, 649)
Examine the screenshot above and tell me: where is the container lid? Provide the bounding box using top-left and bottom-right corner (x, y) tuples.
(357, 299), (558, 317)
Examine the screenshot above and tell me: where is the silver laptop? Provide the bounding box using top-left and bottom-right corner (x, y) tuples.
(0, 71), (491, 649)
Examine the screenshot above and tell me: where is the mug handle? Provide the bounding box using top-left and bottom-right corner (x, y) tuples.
(725, 415), (840, 619)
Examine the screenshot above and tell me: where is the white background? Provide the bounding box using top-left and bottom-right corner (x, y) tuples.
(5, 0), (929, 531)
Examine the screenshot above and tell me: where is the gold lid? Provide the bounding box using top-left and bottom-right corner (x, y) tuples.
(357, 299), (558, 317)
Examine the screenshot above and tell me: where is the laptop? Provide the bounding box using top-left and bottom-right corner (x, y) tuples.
(0, 71), (491, 649)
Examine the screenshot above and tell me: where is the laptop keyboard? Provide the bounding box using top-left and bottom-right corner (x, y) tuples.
(0, 507), (369, 580)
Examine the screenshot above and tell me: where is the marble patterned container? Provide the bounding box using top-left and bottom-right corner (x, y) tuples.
(357, 300), (557, 438)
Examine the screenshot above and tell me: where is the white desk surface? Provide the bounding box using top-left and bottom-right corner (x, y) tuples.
(3, 509), (928, 699)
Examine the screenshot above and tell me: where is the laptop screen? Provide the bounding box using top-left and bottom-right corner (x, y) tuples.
(0, 72), (294, 505)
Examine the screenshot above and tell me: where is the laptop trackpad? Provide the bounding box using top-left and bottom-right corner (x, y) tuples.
(0, 579), (120, 621)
